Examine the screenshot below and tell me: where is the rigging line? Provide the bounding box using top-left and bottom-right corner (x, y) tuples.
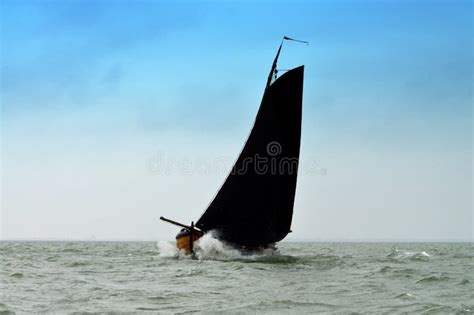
(283, 36), (309, 45)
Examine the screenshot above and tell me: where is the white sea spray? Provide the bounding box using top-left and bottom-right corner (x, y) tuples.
(193, 232), (243, 261)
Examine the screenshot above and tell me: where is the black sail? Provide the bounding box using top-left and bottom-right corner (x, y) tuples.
(196, 65), (304, 248)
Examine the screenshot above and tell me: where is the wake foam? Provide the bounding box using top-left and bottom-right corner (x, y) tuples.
(157, 240), (188, 259)
(193, 232), (244, 260)
(157, 231), (279, 261)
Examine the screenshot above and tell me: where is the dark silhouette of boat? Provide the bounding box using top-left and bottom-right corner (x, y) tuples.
(161, 37), (305, 253)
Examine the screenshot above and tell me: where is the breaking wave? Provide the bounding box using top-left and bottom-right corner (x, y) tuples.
(416, 273), (450, 284)
(386, 249), (431, 261)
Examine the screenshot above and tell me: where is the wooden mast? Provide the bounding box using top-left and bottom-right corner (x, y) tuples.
(190, 221), (195, 254)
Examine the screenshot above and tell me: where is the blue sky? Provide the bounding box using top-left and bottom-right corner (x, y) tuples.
(1, 0), (472, 241)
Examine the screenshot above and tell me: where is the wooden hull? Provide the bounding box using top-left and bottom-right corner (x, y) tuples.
(176, 232), (201, 254)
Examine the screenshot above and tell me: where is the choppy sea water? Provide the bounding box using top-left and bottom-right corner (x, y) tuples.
(1, 237), (472, 314)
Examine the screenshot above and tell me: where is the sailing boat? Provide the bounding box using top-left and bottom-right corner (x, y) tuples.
(160, 37), (305, 253)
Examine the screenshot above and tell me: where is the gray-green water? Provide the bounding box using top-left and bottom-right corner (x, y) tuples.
(1, 238), (472, 313)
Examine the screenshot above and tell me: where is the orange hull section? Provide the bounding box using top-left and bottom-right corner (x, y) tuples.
(176, 234), (201, 254)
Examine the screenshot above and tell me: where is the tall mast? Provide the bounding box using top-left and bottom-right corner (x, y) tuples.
(265, 36), (309, 89)
(265, 41), (283, 89)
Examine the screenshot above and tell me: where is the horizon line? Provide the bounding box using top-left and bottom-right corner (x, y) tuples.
(1, 237), (472, 243)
